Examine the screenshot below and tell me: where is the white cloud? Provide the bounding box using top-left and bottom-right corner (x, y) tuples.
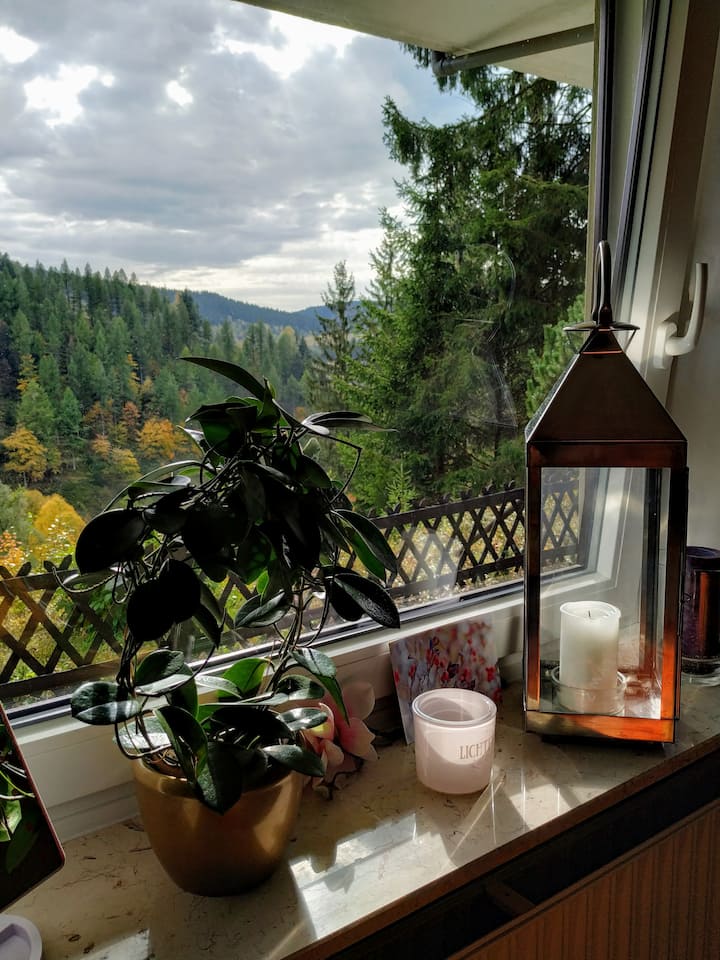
(25, 64), (114, 125)
(166, 79), (193, 108)
(0, 0), (468, 309)
(215, 10), (354, 78)
(0, 26), (37, 64)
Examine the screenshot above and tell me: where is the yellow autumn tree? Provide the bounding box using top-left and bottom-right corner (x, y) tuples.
(0, 530), (25, 573)
(28, 493), (86, 565)
(1, 427), (48, 484)
(138, 418), (180, 463)
(110, 447), (140, 480)
(89, 436), (140, 485)
(90, 435), (112, 460)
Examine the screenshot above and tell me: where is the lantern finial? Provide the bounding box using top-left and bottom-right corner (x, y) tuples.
(564, 241), (638, 339)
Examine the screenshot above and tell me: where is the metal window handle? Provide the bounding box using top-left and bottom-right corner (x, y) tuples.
(653, 262), (708, 369)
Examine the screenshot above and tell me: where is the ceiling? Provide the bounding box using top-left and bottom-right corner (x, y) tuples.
(238, 0), (596, 87)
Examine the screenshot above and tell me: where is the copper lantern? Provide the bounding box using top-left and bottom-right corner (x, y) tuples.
(523, 243), (688, 742)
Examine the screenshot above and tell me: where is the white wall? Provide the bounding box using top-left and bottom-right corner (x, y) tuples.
(666, 39), (720, 548)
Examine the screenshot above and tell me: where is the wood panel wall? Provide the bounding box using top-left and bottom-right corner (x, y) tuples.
(451, 799), (720, 960)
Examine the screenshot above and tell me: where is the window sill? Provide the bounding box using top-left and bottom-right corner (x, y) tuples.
(17, 591), (526, 841)
(10, 680), (720, 959)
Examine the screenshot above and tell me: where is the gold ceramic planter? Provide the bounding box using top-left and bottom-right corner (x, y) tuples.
(133, 759), (304, 896)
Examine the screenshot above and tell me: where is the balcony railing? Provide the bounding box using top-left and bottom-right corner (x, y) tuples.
(0, 479), (583, 702)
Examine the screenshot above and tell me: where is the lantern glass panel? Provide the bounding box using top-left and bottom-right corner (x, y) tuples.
(537, 465), (670, 719)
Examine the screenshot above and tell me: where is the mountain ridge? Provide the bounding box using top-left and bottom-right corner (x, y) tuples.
(169, 288), (331, 334)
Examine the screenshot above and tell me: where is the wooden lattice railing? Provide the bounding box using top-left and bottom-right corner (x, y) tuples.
(0, 479), (582, 698)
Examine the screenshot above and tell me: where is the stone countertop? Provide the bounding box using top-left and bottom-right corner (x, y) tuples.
(11, 681), (720, 960)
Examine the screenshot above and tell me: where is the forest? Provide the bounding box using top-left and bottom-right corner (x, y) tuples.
(0, 60), (590, 575)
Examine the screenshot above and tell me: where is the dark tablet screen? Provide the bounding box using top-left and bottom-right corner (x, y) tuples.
(0, 704), (64, 909)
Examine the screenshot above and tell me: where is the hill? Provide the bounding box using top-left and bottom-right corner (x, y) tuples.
(169, 289), (329, 334)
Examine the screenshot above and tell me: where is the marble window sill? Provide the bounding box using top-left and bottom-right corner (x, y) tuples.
(11, 681), (720, 960)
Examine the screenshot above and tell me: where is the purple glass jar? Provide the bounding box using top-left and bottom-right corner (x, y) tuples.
(681, 546), (720, 684)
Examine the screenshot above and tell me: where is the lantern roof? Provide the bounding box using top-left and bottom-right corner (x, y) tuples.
(526, 325), (687, 467)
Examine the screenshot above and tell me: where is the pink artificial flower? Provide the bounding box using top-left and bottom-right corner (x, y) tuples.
(305, 680), (377, 782)
(303, 703), (345, 774)
(324, 680), (377, 763)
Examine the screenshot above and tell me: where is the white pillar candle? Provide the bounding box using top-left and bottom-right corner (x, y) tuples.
(559, 601), (621, 690)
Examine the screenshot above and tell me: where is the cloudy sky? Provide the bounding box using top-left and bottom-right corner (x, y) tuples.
(0, 0), (469, 309)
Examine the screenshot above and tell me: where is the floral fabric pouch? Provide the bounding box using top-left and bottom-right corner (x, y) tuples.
(390, 618), (502, 743)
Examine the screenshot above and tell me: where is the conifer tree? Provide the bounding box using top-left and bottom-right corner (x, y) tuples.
(349, 63), (589, 500)
(307, 260), (357, 410)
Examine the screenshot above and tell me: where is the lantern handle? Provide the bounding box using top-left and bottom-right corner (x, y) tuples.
(592, 240), (613, 328)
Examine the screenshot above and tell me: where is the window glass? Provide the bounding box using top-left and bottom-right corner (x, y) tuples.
(0, 1), (592, 708)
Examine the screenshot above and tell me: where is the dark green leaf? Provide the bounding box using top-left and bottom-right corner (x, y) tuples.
(143, 486), (192, 534)
(126, 460), (204, 484)
(291, 647), (336, 680)
(231, 528), (273, 583)
(271, 674), (326, 702)
(229, 748), (271, 791)
(0, 800), (21, 842)
(135, 671), (194, 698)
(127, 475), (194, 502)
(191, 602), (223, 646)
(290, 648), (347, 721)
(188, 400), (259, 450)
(181, 357), (267, 400)
(116, 716), (171, 755)
(75, 509), (145, 573)
(195, 742), (248, 813)
(246, 461), (295, 487)
(55, 568), (117, 594)
(181, 503), (237, 581)
(134, 649), (186, 686)
(155, 706), (207, 781)
(340, 528), (385, 579)
(70, 681), (140, 726)
(167, 667), (198, 715)
(104, 461), (204, 509)
(302, 411), (389, 433)
(327, 570), (400, 629)
(263, 743), (325, 777)
(335, 509), (398, 575)
(195, 674), (245, 698)
(233, 470), (265, 523)
(160, 560), (203, 622)
(296, 455), (333, 488)
(234, 591), (291, 628)
(208, 704), (291, 741)
(318, 513), (352, 553)
(220, 657), (270, 696)
(277, 706), (329, 731)
(126, 579), (176, 642)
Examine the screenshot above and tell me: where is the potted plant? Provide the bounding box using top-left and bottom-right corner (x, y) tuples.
(60, 357), (399, 894)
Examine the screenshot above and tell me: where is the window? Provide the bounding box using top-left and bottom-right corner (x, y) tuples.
(0, 1), (594, 721)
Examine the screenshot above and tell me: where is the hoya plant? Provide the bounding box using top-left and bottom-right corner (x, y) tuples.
(61, 357), (399, 812)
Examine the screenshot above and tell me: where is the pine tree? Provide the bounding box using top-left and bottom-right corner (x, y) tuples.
(347, 64), (589, 501)
(17, 380), (56, 446)
(307, 260), (357, 409)
(525, 294), (583, 417)
(57, 387), (84, 470)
